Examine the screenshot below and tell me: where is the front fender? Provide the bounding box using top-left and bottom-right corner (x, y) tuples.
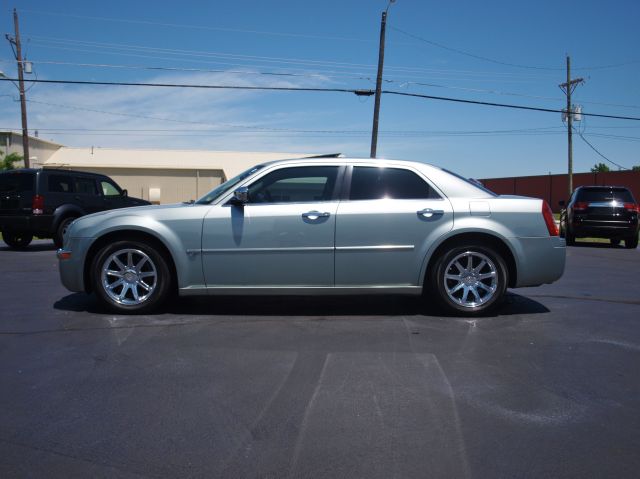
(84, 214), (205, 290)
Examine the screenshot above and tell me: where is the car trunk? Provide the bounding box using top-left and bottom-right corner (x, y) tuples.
(575, 188), (636, 226)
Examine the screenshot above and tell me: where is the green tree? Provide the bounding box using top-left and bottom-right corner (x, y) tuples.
(590, 162), (611, 173)
(632, 165), (640, 171)
(1, 151), (24, 170)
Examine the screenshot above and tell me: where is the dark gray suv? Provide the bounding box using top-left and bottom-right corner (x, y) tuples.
(0, 168), (150, 249)
(559, 186), (639, 248)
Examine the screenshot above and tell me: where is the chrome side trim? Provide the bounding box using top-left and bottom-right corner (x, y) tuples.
(335, 245), (414, 251)
(201, 247), (334, 254)
(179, 285), (423, 296)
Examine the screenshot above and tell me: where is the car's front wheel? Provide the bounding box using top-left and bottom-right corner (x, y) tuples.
(2, 231), (33, 249)
(430, 244), (508, 316)
(92, 240), (171, 313)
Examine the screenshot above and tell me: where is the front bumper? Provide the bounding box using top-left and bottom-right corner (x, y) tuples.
(513, 236), (566, 287)
(57, 237), (93, 293)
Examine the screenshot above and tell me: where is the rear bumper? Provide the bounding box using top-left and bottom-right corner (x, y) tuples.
(512, 236), (566, 287)
(572, 221), (639, 238)
(0, 214), (54, 236)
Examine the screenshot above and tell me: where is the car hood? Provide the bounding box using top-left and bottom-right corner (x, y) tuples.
(68, 203), (197, 236)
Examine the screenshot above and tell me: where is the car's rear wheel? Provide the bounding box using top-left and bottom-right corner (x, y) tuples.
(565, 226), (576, 246)
(54, 217), (77, 248)
(2, 231), (33, 249)
(625, 233), (639, 249)
(610, 238), (620, 246)
(430, 244), (508, 316)
(92, 240), (171, 313)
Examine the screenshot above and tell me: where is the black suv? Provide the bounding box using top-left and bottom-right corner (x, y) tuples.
(0, 169), (150, 249)
(559, 186), (639, 248)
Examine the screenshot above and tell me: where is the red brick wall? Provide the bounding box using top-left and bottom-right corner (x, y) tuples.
(480, 171), (640, 213)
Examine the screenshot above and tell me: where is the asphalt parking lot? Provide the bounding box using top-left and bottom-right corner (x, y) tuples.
(1, 241), (639, 478)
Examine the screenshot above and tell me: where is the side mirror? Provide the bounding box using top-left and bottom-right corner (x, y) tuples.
(122, 189), (128, 197)
(232, 186), (249, 205)
(558, 200), (565, 207)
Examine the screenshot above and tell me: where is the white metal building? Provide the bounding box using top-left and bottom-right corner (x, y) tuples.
(43, 147), (338, 204)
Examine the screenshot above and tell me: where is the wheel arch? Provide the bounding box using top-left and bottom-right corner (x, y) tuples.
(51, 204), (86, 234)
(422, 231), (518, 289)
(83, 229), (178, 294)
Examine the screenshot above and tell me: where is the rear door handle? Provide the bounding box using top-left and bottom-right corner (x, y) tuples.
(418, 208), (444, 218)
(302, 211), (331, 220)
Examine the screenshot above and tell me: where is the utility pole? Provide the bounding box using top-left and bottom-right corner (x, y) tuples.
(370, 0), (396, 158)
(559, 56), (583, 197)
(6, 9), (30, 167)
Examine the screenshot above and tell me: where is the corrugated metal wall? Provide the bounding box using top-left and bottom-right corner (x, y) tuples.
(481, 171), (640, 212)
(52, 167), (224, 204)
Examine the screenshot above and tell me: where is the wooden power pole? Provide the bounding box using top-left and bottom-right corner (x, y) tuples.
(6, 9), (30, 167)
(559, 56), (584, 197)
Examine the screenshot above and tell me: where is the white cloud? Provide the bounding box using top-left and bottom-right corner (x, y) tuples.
(0, 70), (370, 156)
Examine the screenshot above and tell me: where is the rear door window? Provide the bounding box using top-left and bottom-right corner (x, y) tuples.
(74, 177), (98, 195)
(47, 174), (74, 193)
(349, 166), (441, 200)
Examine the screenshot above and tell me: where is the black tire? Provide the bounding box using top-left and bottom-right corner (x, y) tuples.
(565, 227), (576, 246)
(610, 238), (621, 246)
(429, 243), (508, 316)
(625, 233), (639, 249)
(92, 240), (172, 314)
(54, 217), (77, 248)
(3, 231), (33, 249)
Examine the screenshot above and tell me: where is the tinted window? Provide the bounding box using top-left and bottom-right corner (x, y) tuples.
(75, 177), (98, 195)
(101, 180), (121, 196)
(576, 188), (634, 203)
(0, 172), (34, 193)
(350, 167), (440, 200)
(248, 166), (339, 204)
(48, 174), (74, 193)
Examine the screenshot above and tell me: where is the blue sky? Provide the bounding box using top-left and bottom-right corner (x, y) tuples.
(0, 0), (638, 178)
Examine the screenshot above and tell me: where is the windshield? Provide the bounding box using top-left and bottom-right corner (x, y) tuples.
(195, 164), (265, 204)
(442, 168), (498, 197)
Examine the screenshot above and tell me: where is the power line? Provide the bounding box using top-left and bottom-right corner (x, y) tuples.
(391, 26), (640, 72)
(574, 128), (630, 170)
(7, 57), (640, 109)
(18, 8), (375, 43)
(4, 77), (640, 122)
(381, 90), (640, 121)
(390, 26), (564, 71)
(24, 35), (557, 80)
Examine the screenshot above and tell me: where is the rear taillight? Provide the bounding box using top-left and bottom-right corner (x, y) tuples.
(623, 202), (639, 213)
(573, 201), (588, 211)
(32, 195), (44, 215)
(542, 201), (559, 236)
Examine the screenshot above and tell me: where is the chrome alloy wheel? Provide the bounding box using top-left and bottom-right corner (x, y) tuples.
(443, 251), (498, 308)
(100, 248), (158, 306)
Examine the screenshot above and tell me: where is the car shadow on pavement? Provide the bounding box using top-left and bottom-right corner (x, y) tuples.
(0, 243), (57, 252)
(571, 241), (628, 249)
(54, 291), (549, 318)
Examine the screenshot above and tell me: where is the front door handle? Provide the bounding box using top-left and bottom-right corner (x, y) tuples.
(302, 211), (331, 220)
(417, 208), (444, 218)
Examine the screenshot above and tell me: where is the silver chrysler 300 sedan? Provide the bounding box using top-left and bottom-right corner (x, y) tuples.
(57, 158), (565, 316)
